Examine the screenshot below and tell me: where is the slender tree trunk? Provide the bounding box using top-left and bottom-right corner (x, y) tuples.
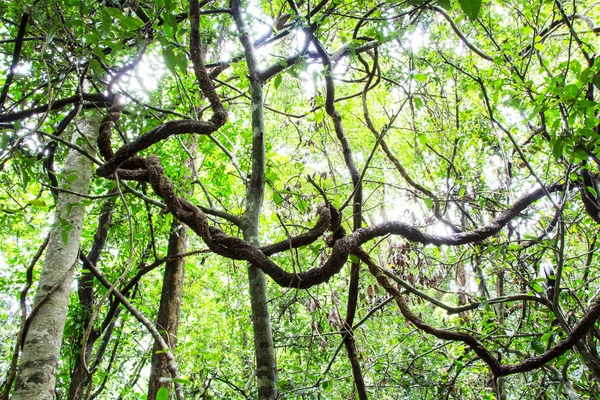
(147, 137), (196, 399)
(494, 269), (507, 400)
(472, 252), (489, 298)
(241, 69), (278, 399)
(232, 2), (277, 397)
(68, 197), (114, 400)
(12, 115), (99, 400)
(147, 221), (188, 399)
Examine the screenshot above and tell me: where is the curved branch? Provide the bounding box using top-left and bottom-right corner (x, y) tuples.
(430, 6), (493, 62)
(96, 120), (220, 177)
(0, 13), (29, 111)
(147, 147), (564, 289)
(189, 0), (227, 126)
(98, 95), (125, 161)
(260, 205), (331, 256)
(362, 247), (600, 378)
(0, 93), (113, 123)
(373, 262), (552, 314)
(81, 255), (184, 400)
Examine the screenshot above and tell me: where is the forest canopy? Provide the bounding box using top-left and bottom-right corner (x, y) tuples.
(1, 0), (600, 399)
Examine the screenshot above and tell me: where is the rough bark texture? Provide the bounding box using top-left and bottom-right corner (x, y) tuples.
(147, 135), (195, 399)
(305, 22), (368, 397)
(12, 116), (98, 400)
(147, 220), (188, 398)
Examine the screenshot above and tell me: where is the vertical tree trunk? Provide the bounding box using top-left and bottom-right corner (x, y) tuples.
(147, 137), (196, 399)
(241, 71), (278, 400)
(147, 221), (188, 399)
(12, 116), (99, 400)
(494, 269), (507, 400)
(68, 197), (114, 400)
(232, 2), (277, 397)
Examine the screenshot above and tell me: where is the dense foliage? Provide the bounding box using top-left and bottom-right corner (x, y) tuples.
(1, 0), (600, 398)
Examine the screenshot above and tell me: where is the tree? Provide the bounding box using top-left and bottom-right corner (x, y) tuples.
(1, 0), (600, 398)
(11, 116), (99, 400)
(147, 137), (194, 399)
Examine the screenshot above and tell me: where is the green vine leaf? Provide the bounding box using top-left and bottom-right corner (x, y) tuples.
(459, 0), (482, 20)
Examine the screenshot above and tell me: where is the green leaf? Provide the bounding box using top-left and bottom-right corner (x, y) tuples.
(273, 191), (283, 206)
(297, 198), (308, 213)
(266, 171), (280, 182)
(165, 13), (178, 37)
(163, 21), (173, 39)
(163, 48), (178, 74)
(175, 53), (188, 75)
(413, 96), (423, 108)
(172, 377), (192, 384)
(555, 356), (568, 369)
(273, 73), (283, 89)
(552, 138), (563, 160)
(156, 387), (169, 400)
(573, 147), (588, 161)
(459, 0), (482, 20)
(530, 338), (545, 354)
(66, 174), (78, 183)
(437, 0), (451, 9)
(29, 199), (46, 207)
(540, 330), (553, 343)
(414, 73), (428, 82)
(122, 16), (143, 31)
(423, 198), (433, 210)
(296, 58), (309, 71)
(90, 59), (103, 76)
(593, 72), (600, 90)
(104, 8), (124, 19)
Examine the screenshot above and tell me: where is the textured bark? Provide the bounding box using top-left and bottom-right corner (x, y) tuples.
(12, 116), (99, 400)
(68, 197), (114, 400)
(147, 218), (188, 398)
(303, 21), (368, 397)
(147, 135), (195, 399)
(0, 93), (113, 123)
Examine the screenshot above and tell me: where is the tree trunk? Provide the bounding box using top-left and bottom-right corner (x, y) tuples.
(147, 136), (196, 399)
(232, 2), (278, 397)
(242, 86), (278, 398)
(12, 115), (99, 400)
(147, 221), (188, 399)
(67, 196), (113, 400)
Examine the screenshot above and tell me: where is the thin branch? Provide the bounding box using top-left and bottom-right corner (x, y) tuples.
(0, 13), (29, 111)
(81, 254), (185, 400)
(430, 6), (493, 62)
(0, 234), (49, 400)
(362, 248), (600, 377)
